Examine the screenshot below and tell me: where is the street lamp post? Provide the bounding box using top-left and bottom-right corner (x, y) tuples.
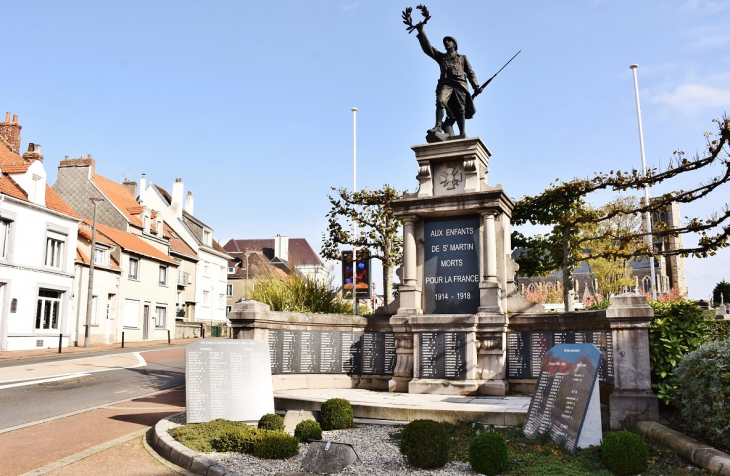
(244, 252), (251, 300)
(84, 198), (103, 348)
(351, 107), (358, 315)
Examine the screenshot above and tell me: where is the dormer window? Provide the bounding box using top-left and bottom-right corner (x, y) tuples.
(93, 247), (108, 266)
(202, 229), (211, 245)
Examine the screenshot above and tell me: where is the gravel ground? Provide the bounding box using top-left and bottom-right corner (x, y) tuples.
(206, 424), (476, 475)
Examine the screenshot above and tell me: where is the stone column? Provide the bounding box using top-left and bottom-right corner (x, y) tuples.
(388, 331), (414, 392)
(398, 215), (421, 313)
(606, 293), (659, 429)
(479, 211), (501, 313)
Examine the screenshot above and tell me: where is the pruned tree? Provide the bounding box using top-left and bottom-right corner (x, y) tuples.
(321, 185), (404, 305)
(514, 116), (730, 311)
(713, 279), (730, 306)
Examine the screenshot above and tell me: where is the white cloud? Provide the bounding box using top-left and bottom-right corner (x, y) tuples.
(649, 83), (730, 115)
(342, 2), (360, 11)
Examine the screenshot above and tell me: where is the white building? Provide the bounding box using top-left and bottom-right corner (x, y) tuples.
(139, 178), (230, 323)
(0, 113), (81, 351)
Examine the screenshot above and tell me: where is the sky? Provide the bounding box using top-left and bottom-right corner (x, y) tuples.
(4, 0), (730, 300)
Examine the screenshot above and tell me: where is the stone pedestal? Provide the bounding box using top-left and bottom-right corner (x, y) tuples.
(388, 137), (514, 395)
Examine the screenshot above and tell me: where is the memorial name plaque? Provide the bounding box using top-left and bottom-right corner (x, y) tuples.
(522, 344), (603, 453)
(506, 331), (614, 383)
(267, 330), (396, 376)
(424, 216), (481, 314)
(186, 339), (274, 424)
(419, 331), (467, 379)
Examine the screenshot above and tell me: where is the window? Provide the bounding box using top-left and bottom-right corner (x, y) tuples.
(124, 299), (139, 328)
(204, 262), (210, 276)
(226, 284), (233, 297)
(203, 290), (209, 305)
(226, 305), (232, 315)
(219, 293), (225, 307)
(227, 266), (235, 274)
(220, 266), (226, 280)
(202, 229), (211, 245)
(0, 219), (10, 259)
(159, 265), (168, 286)
(128, 257), (139, 280)
(93, 248), (107, 266)
(45, 236), (64, 269)
(36, 289), (62, 330)
(155, 305), (167, 328)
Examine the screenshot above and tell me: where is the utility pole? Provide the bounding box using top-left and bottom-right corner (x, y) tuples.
(84, 198), (103, 348)
(244, 252), (251, 300)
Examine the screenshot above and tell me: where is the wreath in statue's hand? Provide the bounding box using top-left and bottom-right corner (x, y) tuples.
(402, 4), (431, 34)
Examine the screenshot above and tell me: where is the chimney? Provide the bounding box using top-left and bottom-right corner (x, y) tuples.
(185, 191), (194, 216)
(22, 143), (43, 162)
(0, 112), (22, 153)
(58, 154), (95, 179)
(274, 234), (289, 263)
(171, 178), (184, 218)
(122, 179), (137, 198)
(138, 173), (146, 205)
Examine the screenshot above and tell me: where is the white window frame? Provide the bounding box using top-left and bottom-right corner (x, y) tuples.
(123, 299), (139, 328)
(226, 305), (232, 315)
(0, 218), (10, 260)
(219, 293), (225, 307)
(227, 266), (235, 274)
(93, 247), (107, 266)
(204, 262), (210, 276)
(45, 234), (65, 269)
(226, 284), (233, 297)
(36, 289), (62, 330)
(159, 265), (168, 286)
(202, 290), (210, 306)
(128, 256), (139, 280)
(155, 305), (167, 328)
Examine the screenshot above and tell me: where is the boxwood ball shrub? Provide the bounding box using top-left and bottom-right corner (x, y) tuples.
(469, 431), (508, 475)
(602, 431), (648, 476)
(251, 430), (300, 459)
(294, 419), (322, 442)
(674, 339), (730, 448)
(212, 427), (256, 454)
(399, 419), (450, 469)
(319, 398), (354, 430)
(257, 413), (284, 431)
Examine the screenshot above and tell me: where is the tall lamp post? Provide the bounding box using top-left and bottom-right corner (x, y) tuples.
(629, 64), (657, 300)
(351, 107), (358, 315)
(84, 198), (103, 348)
(244, 252), (251, 300)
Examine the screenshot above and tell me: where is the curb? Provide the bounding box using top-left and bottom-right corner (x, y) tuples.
(151, 413), (233, 476)
(636, 421), (730, 475)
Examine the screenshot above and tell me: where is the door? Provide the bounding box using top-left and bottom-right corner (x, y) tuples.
(143, 303), (150, 340)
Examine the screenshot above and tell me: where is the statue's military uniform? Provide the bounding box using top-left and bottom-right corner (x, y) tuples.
(417, 31), (479, 125)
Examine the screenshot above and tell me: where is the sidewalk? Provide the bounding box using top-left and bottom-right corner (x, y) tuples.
(0, 337), (206, 364)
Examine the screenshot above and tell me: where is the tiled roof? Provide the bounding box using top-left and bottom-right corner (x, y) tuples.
(45, 185), (80, 218)
(153, 184), (172, 205)
(164, 222), (197, 259)
(0, 173), (28, 201)
(75, 244), (122, 271)
(127, 206), (144, 215)
(0, 142), (30, 172)
(227, 250), (290, 279)
(92, 173), (143, 227)
(1, 163), (30, 174)
(78, 223), (116, 246)
(224, 238), (325, 267)
(82, 218), (178, 265)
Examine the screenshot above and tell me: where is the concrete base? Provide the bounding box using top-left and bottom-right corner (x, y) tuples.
(388, 376), (411, 393)
(408, 378), (479, 395)
(273, 374), (357, 391)
(355, 375), (391, 391)
(609, 390), (659, 430)
(477, 379), (508, 396)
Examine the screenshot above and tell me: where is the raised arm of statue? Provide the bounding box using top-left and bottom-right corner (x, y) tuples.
(416, 28), (440, 62)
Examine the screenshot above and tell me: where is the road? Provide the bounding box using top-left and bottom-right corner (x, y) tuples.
(0, 347), (187, 475)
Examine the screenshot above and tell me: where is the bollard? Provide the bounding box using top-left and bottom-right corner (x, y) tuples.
(167, 329), (171, 344)
(58, 333), (62, 354)
(121, 331), (125, 348)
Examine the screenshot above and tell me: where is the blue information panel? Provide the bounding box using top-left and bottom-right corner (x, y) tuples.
(522, 344), (602, 453)
(424, 216), (481, 314)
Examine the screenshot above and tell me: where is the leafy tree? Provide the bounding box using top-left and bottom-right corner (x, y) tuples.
(514, 116), (730, 311)
(321, 185), (404, 305)
(712, 279), (730, 305)
(586, 196), (643, 296)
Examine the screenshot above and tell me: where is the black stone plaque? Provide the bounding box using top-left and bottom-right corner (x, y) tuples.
(383, 332), (396, 375)
(522, 344), (603, 453)
(419, 331), (467, 379)
(424, 216), (481, 314)
(318, 331), (341, 374)
(268, 329), (284, 374)
(341, 331), (363, 374)
(507, 331), (531, 378)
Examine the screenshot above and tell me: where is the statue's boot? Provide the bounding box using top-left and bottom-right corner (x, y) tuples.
(452, 115), (467, 139)
(442, 117), (455, 137)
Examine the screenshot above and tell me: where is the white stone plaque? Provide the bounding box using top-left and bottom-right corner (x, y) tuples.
(186, 339), (275, 423)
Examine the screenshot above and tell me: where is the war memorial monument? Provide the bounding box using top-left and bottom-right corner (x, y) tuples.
(225, 5), (659, 433)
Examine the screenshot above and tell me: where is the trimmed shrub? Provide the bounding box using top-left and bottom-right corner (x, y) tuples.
(469, 431), (508, 475)
(251, 430), (300, 459)
(399, 419), (450, 469)
(168, 419), (251, 453)
(294, 420), (322, 442)
(257, 413), (284, 431)
(674, 338), (730, 448)
(602, 431), (648, 476)
(320, 398), (354, 430)
(212, 427), (256, 453)
(648, 300), (706, 404)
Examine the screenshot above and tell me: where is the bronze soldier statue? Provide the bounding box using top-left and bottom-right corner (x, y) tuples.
(414, 22), (480, 141)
